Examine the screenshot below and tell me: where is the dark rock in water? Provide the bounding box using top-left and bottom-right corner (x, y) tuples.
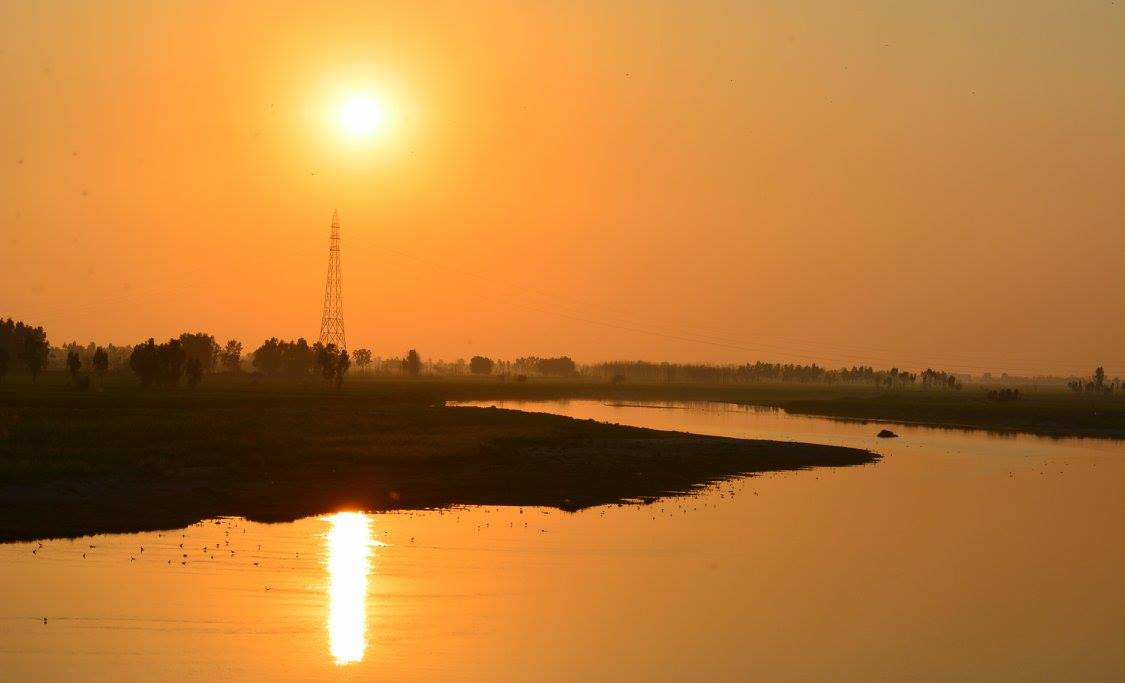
(876, 429), (898, 438)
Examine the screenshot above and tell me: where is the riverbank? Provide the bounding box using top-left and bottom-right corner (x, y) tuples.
(0, 382), (876, 541)
(779, 393), (1125, 439)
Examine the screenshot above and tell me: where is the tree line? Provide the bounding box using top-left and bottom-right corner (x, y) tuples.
(1067, 367), (1119, 394)
(0, 318), (49, 379)
(4, 317), (1122, 394)
(583, 360), (933, 387)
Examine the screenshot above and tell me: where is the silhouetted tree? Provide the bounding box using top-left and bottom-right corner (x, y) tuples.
(185, 357), (203, 390)
(179, 332), (220, 373)
(334, 349), (350, 390)
(252, 338), (283, 376)
(129, 339), (159, 387)
(156, 339), (187, 388)
(219, 340), (242, 373)
(403, 349), (422, 377)
(251, 338), (317, 377)
(0, 348), (8, 382)
(129, 338), (187, 388)
(353, 348), (372, 372)
(317, 343), (340, 382)
(92, 347), (109, 377)
(66, 350), (82, 382)
(23, 333), (49, 380)
(469, 356), (494, 375)
(314, 344), (350, 389)
(0, 319), (49, 378)
(536, 356), (577, 377)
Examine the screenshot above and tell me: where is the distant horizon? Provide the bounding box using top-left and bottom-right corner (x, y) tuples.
(17, 324), (1121, 381)
(4, 1), (1123, 379)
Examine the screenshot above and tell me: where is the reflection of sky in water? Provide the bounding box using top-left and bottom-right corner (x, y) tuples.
(325, 512), (374, 665)
(3, 402), (1124, 681)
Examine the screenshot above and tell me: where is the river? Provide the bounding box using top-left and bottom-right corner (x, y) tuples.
(2, 400), (1123, 681)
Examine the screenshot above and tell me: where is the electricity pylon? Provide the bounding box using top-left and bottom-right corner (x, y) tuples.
(318, 209), (346, 350)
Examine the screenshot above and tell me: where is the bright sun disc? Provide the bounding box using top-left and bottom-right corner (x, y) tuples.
(338, 96), (386, 137)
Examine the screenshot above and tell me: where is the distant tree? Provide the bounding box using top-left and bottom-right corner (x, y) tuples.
(317, 343), (340, 382)
(179, 332), (220, 373)
(251, 338), (317, 377)
(92, 346), (110, 384)
(251, 338), (283, 376)
(0, 319), (48, 378)
(92, 347), (109, 378)
(185, 357), (203, 390)
(353, 348), (373, 372)
(155, 339), (187, 388)
(219, 340), (243, 373)
(403, 349), (422, 377)
(314, 344), (350, 389)
(0, 348), (8, 382)
(130, 339), (160, 387)
(334, 349), (350, 390)
(129, 338), (187, 388)
(22, 332), (49, 380)
(536, 356), (577, 377)
(66, 350), (82, 382)
(1094, 366), (1106, 391)
(469, 356), (494, 375)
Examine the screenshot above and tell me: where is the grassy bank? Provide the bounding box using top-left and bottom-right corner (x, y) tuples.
(0, 376), (876, 541)
(780, 393), (1125, 438)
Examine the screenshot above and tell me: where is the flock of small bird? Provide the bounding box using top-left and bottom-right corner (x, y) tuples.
(15, 472), (853, 629)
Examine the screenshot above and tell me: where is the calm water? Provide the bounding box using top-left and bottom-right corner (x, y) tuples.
(2, 401), (1124, 681)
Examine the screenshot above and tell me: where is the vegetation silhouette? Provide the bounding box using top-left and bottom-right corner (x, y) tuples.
(470, 355), (494, 375)
(66, 350), (82, 383)
(1069, 367), (1113, 394)
(179, 333), (220, 373)
(316, 343), (350, 390)
(352, 348), (373, 372)
(403, 349), (422, 377)
(219, 339), (243, 373)
(129, 338), (188, 389)
(185, 357), (203, 390)
(92, 347), (109, 380)
(1, 319), (49, 381)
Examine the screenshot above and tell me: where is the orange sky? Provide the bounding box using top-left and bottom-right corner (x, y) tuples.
(2, 1), (1122, 376)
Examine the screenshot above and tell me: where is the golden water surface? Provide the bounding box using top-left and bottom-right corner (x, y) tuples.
(1, 401), (1123, 681)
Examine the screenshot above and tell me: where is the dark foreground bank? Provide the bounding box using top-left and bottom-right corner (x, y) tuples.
(0, 388), (876, 542)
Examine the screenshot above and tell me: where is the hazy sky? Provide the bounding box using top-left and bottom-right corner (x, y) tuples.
(2, 1), (1122, 375)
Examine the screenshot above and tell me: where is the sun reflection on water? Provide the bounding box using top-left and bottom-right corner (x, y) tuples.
(324, 512), (375, 665)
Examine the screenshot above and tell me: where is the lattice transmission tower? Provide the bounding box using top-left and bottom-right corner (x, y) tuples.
(318, 209), (346, 350)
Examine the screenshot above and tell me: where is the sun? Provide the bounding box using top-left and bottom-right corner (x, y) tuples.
(337, 95), (387, 138)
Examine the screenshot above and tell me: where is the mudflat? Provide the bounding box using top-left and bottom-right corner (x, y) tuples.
(0, 382), (876, 541)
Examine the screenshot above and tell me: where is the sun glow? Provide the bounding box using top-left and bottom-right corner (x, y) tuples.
(325, 512), (375, 665)
(337, 95), (388, 138)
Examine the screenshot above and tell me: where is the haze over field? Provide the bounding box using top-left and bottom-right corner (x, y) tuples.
(2, 1), (1122, 375)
